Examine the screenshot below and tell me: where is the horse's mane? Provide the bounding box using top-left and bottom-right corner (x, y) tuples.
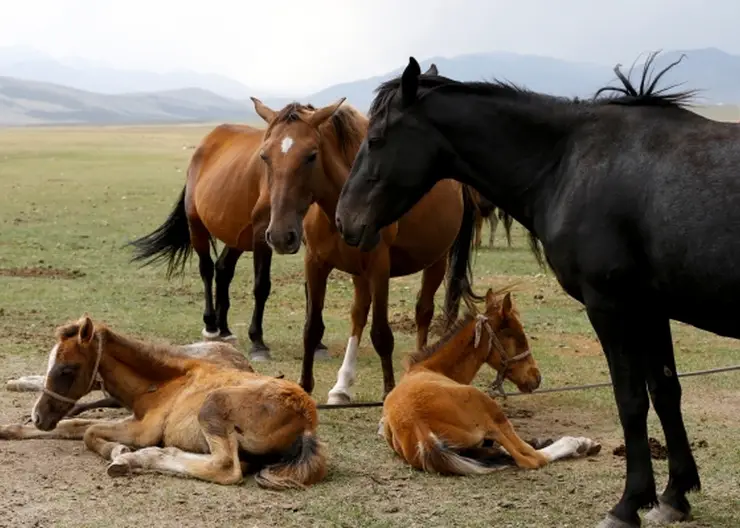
(369, 51), (696, 122)
(406, 313), (475, 367)
(266, 101), (367, 166)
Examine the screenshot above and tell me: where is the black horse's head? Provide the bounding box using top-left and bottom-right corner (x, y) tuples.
(335, 59), (450, 251)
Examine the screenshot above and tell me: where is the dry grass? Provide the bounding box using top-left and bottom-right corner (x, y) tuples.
(0, 124), (738, 528)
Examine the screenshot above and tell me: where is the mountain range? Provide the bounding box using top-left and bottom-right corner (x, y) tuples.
(1, 47), (739, 126)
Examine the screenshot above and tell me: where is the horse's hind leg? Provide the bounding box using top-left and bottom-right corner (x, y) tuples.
(6, 375), (45, 392)
(488, 211), (499, 247)
(108, 393), (241, 485)
(415, 258), (447, 350)
(214, 245), (243, 342)
(327, 275), (371, 405)
(473, 212), (483, 248)
(189, 219), (218, 340)
(368, 253), (396, 399)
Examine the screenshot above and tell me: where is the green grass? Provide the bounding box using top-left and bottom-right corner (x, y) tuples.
(0, 124), (738, 528)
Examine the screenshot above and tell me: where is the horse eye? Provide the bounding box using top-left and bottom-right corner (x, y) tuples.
(306, 152), (317, 163)
(259, 151), (268, 161)
(368, 136), (384, 149)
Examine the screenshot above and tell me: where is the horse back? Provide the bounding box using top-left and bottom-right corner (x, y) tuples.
(186, 124), (269, 249)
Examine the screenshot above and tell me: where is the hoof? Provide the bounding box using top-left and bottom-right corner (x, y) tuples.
(576, 437), (602, 457)
(219, 333), (238, 343)
(314, 346), (330, 361)
(107, 459), (132, 478)
(326, 391), (352, 405)
(595, 513), (639, 528)
(376, 417), (386, 437)
(201, 328), (221, 341)
(644, 501), (692, 525)
(250, 345), (272, 362)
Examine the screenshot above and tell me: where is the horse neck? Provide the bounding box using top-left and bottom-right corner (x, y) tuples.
(314, 115), (367, 221)
(412, 318), (491, 384)
(426, 89), (584, 233)
(95, 328), (187, 408)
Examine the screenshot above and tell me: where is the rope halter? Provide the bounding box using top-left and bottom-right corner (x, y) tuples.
(473, 313), (532, 399)
(42, 331), (105, 405)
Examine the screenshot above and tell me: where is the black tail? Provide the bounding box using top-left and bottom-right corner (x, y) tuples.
(127, 186), (196, 278)
(443, 184), (483, 326)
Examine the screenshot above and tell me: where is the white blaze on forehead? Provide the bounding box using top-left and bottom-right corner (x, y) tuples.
(280, 136), (294, 154)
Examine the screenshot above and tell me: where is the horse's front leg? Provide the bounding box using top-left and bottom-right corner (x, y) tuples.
(368, 251), (395, 399)
(300, 251), (333, 394)
(83, 415), (164, 462)
(0, 418), (104, 441)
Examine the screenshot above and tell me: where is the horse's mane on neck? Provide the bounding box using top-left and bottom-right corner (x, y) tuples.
(406, 313), (476, 367)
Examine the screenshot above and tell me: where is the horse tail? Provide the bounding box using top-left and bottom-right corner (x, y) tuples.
(443, 183), (483, 325)
(418, 432), (502, 476)
(127, 185), (195, 278)
(254, 431), (328, 490)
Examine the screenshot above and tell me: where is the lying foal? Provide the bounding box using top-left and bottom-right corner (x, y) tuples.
(0, 316), (327, 489)
(381, 289), (601, 474)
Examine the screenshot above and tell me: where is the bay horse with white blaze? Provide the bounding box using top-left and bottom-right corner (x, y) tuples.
(335, 52), (740, 527)
(249, 64), (478, 403)
(382, 288), (601, 474)
(0, 315), (327, 488)
(128, 120), (327, 360)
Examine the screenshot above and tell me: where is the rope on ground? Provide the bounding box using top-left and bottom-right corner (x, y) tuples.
(315, 363), (740, 410)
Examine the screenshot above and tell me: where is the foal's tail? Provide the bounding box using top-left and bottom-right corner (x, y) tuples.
(127, 185), (198, 278)
(443, 184), (483, 325)
(418, 432), (503, 476)
(254, 431), (328, 490)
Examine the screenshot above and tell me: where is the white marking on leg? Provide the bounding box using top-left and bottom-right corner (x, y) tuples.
(201, 328), (220, 340)
(6, 375), (46, 392)
(327, 336), (359, 404)
(280, 136), (294, 154)
(32, 344), (59, 424)
(537, 436), (599, 462)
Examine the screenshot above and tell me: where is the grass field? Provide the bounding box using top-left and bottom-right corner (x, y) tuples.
(0, 124), (738, 528)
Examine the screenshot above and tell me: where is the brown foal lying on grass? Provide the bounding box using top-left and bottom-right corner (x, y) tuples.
(0, 315), (327, 489)
(381, 288), (602, 474)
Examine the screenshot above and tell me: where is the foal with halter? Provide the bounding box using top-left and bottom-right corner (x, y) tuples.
(381, 288), (601, 474)
(0, 315), (327, 489)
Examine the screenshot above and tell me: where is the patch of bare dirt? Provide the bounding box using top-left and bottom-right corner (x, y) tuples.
(389, 313), (450, 337)
(612, 437), (708, 460)
(547, 333), (603, 357)
(0, 266), (85, 280)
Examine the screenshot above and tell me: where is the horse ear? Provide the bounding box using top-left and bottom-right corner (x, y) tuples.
(307, 97), (346, 128)
(401, 57), (421, 107)
(78, 315), (94, 345)
(501, 292), (513, 317)
(423, 63), (438, 76)
(250, 97), (277, 123)
(484, 287), (495, 307)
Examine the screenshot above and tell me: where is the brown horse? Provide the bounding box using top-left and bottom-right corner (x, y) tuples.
(0, 315), (327, 488)
(128, 121), (327, 360)
(471, 189), (514, 249)
(249, 69), (478, 404)
(382, 288), (602, 474)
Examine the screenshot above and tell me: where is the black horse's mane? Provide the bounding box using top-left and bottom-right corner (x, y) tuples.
(369, 51), (697, 121)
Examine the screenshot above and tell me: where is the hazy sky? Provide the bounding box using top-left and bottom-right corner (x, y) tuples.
(1, 0), (739, 94)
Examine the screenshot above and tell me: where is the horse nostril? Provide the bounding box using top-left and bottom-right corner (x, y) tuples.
(286, 231), (297, 248)
(335, 215), (343, 235)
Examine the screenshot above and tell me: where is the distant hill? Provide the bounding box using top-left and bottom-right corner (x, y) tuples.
(1, 47), (738, 127)
(297, 48), (740, 111)
(0, 47), (260, 100)
(0, 77), (254, 126)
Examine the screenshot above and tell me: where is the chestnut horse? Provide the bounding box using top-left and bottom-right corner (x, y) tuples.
(0, 315), (327, 489)
(250, 77), (477, 403)
(128, 121), (327, 360)
(382, 288), (602, 474)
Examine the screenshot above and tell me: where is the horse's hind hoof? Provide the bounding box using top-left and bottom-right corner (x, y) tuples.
(220, 333), (238, 343)
(595, 513), (639, 528)
(326, 391), (352, 405)
(107, 460), (132, 478)
(644, 501), (692, 525)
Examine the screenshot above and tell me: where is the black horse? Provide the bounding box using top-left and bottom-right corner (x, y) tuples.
(335, 52), (740, 528)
